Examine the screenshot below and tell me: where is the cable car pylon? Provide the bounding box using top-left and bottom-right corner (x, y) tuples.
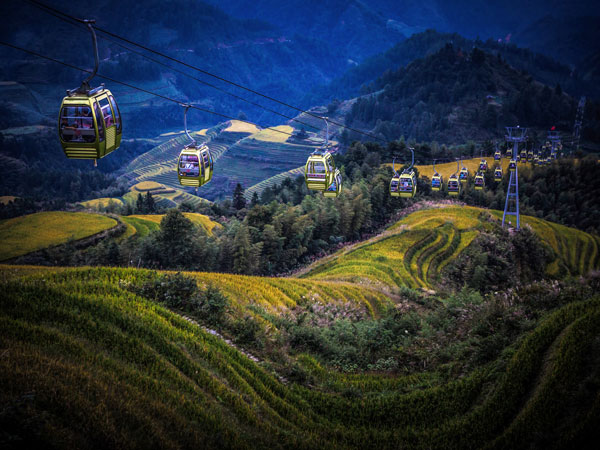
(502, 126), (527, 230)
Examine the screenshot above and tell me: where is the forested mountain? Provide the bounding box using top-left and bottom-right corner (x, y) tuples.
(344, 44), (579, 143)
(0, 0), (350, 134)
(309, 30), (600, 107)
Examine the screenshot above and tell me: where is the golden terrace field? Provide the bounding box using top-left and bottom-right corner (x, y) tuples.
(1, 206), (600, 448)
(1, 263), (599, 449)
(301, 206), (600, 288)
(0, 212), (116, 261)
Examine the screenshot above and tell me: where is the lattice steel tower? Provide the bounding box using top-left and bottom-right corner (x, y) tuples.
(502, 126), (527, 230)
(572, 96), (586, 152)
(548, 129), (561, 158)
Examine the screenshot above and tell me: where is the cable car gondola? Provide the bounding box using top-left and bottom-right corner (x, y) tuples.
(494, 149), (501, 160)
(520, 149), (527, 161)
(474, 172), (485, 190)
(508, 158), (517, 171)
(59, 20), (122, 163)
(494, 166), (502, 181)
(177, 105), (213, 189)
(305, 117), (339, 194)
(431, 159), (442, 192)
(479, 159), (488, 171)
(506, 147), (513, 159)
(305, 151), (335, 191)
(323, 169), (342, 198)
(459, 158), (469, 183)
(448, 160), (461, 196)
(390, 148), (417, 198)
(448, 175), (460, 196)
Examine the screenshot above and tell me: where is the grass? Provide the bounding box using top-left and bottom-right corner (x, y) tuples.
(1, 264), (598, 448)
(0, 212), (117, 261)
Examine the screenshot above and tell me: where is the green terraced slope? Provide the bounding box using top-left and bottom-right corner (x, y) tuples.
(301, 206), (600, 288)
(1, 265), (599, 449)
(244, 165), (305, 201)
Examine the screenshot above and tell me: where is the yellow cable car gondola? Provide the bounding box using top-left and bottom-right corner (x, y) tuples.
(399, 169), (416, 198)
(509, 158), (517, 171)
(474, 172), (485, 190)
(506, 147), (513, 159)
(177, 105), (213, 190)
(390, 148), (417, 198)
(305, 117), (338, 194)
(305, 151), (335, 191)
(494, 166), (502, 181)
(479, 158), (488, 171)
(431, 159), (442, 192)
(448, 160), (461, 196)
(520, 149), (527, 161)
(448, 174), (460, 196)
(494, 149), (501, 160)
(323, 169), (342, 198)
(59, 20), (121, 163)
(459, 157), (469, 183)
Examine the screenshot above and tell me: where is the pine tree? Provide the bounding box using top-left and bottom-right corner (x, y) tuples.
(155, 210), (197, 268)
(145, 192), (156, 213)
(136, 193), (145, 213)
(233, 224), (252, 274)
(233, 183), (246, 210)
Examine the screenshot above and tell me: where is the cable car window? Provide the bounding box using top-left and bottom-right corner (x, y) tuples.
(98, 97), (114, 128)
(108, 95), (121, 132)
(179, 154), (199, 177)
(309, 161), (325, 177)
(59, 105), (96, 143)
(390, 180), (399, 191)
(93, 102), (105, 142)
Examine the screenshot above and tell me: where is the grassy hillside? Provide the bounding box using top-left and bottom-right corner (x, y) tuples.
(1, 264), (599, 448)
(301, 206), (600, 289)
(0, 212), (117, 261)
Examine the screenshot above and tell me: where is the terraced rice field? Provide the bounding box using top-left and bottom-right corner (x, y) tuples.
(1, 264), (598, 448)
(252, 125), (294, 142)
(301, 206), (484, 289)
(211, 137), (318, 194)
(0, 212), (117, 260)
(301, 206), (600, 288)
(244, 165), (305, 201)
(489, 211), (600, 277)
